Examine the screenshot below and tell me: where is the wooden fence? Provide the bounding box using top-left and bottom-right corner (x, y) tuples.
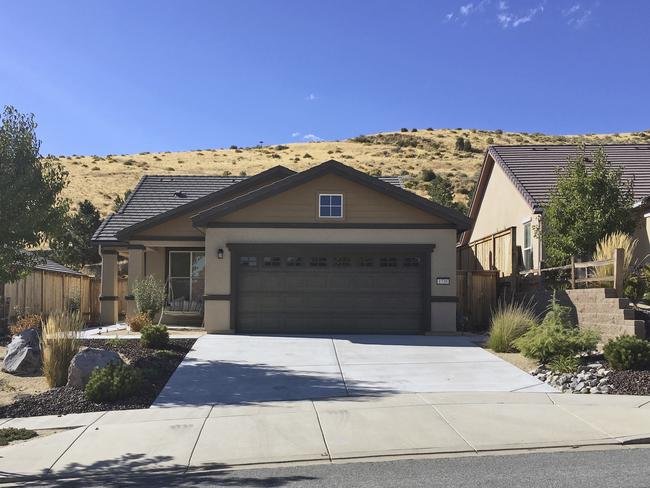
(519, 248), (625, 292)
(457, 270), (498, 331)
(457, 227), (518, 289)
(3, 271), (127, 325)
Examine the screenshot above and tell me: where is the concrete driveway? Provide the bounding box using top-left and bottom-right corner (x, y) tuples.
(153, 335), (553, 407)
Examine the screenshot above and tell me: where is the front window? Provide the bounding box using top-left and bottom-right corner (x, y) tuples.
(522, 221), (533, 270)
(319, 194), (343, 218)
(168, 251), (205, 308)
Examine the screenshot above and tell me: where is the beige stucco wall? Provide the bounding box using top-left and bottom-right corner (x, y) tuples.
(633, 213), (650, 266)
(203, 227), (457, 334)
(216, 174), (447, 224)
(470, 162), (541, 269)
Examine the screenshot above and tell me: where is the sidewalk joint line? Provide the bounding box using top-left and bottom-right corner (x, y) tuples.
(330, 338), (349, 396)
(637, 399), (650, 409)
(48, 411), (109, 473)
(555, 403), (618, 443)
(311, 401), (333, 462)
(185, 405), (214, 473)
(429, 404), (477, 453)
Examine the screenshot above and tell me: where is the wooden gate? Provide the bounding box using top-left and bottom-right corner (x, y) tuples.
(457, 270), (498, 331)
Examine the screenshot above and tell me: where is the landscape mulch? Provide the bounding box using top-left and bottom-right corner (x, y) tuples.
(0, 338), (195, 419)
(609, 370), (650, 396)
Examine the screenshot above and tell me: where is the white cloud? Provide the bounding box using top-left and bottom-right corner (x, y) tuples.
(498, 1), (508, 11)
(303, 134), (323, 142)
(445, 12), (454, 21)
(563, 4), (592, 28)
(305, 93), (317, 101)
(291, 132), (301, 137)
(460, 3), (474, 15)
(497, 4), (544, 28)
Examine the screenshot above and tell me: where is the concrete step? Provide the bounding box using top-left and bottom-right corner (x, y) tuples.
(580, 321), (647, 340)
(566, 288), (618, 300)
(576, 310), (637, 324)
(573, 299), (631, 313)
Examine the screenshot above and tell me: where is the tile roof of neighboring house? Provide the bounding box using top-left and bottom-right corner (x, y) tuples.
(92, 171), (405, 245)
(35, 258), (85, 276)
(489, 144), (650, 211)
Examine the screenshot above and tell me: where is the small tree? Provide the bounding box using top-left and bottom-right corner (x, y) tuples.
(428, 175), (468, 214)
(112, 189), (132, 213)
(0, 106), (69, 284)
(132, 276), (166, 320)
(50, 200), (102, 269)
(455, 137), (466, 151)
(540, 146), (635, 266)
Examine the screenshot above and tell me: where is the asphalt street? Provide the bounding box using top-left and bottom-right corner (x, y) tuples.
(24, 447), (650, 488)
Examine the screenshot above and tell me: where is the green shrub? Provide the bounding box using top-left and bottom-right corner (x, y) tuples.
(0, 428), (37, 446)
(486, 301), (537, 353)
(512, 293), (599, 363)
(624, 274), (646, 303)
(132, 276), (166, 320)
(140, 324), (169, 349)
(604, 335), (650, 371)
(548, 355), (581, 373)
(421, 169), (436, 182)
(127, 312), (153, 333)
(84, 363), (142, 402)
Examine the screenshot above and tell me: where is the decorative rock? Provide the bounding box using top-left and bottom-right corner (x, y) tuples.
(67, 347), (124, 388)
(2, 329), (42, 374)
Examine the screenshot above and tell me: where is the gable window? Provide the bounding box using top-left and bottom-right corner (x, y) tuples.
(168, 251), (205, 307)
(522, 221), (533, 270)
(319, 194), (343, 218)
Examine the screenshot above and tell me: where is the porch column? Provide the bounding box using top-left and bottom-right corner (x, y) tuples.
(126, 246), (145, 317)
(99, 250), (119, 325)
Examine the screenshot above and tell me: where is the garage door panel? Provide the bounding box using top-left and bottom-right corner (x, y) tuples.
(235, 249), (426, 334)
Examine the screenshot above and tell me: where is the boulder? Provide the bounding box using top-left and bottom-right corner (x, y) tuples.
(3, 329), (42, 374)
(67, 347), (124, 388)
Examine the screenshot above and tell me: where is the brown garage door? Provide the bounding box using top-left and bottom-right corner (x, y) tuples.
(233, 246), (427, 334)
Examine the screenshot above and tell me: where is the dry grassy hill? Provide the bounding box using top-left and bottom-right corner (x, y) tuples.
(49, 128), (650, 217)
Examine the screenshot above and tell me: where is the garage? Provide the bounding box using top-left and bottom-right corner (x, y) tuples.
(232, 245), (430, 334)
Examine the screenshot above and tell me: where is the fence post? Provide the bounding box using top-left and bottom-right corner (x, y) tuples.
(613, 247), (625, 294)
(570, 256), (576, 289)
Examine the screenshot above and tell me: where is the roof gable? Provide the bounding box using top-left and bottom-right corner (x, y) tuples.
(192, 159), (473, 229)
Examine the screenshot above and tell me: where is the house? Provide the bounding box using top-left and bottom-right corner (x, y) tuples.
(91, 160), (472, 334)
(462, 144), (650, 270)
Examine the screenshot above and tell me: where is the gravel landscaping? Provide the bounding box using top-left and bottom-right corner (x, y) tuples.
(0, 338), (195, 418)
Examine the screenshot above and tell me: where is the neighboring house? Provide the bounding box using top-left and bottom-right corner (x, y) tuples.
(91, 160), (472, 334)
(462, 144), (650, 271)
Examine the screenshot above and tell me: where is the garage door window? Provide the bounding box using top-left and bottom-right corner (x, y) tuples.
(404, 257), (421, 267)
(334, 257), (351, 267)
(240, 256), (257, 267)
(263, 256), (281, 267)
(319, 194), (343, 218)
(168, 251), (205, 306)
(380, 257), (397, 267)
(310, 257), (328, 267)
(359, 257), (374, 267)
(286, 256), (303, 267)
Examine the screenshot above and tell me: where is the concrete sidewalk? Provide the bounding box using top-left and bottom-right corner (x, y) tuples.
(1, 392), (650, 482)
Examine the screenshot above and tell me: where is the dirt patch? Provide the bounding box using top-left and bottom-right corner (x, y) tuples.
(487, 350), (539, 373)
(0, 338), (195, 419)
(0, 346), (50, 407)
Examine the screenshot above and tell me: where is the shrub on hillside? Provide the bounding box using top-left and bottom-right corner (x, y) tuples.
(84, 363), (142, 402)
(486, 301), (537, 353)
(513, 294), (599, 363)
(140, 324), (169, 349)
(421, 169), (436, 182)
(604, 336), (650, 371)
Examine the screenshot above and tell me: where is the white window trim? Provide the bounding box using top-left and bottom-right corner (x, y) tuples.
(318, 193), (344, 219)
(522, 221), (533, 269)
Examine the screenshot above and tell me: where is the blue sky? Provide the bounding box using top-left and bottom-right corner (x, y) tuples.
(2, 1), (649, 155)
